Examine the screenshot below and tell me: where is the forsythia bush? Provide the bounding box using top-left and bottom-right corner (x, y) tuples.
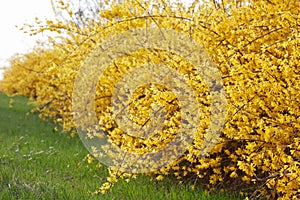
(1, 0), (299, 199)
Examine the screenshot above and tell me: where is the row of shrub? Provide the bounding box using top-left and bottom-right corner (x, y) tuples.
(1, 0), (299, 199)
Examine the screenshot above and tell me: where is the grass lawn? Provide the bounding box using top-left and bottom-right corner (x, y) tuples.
(0, 93), (243, 199)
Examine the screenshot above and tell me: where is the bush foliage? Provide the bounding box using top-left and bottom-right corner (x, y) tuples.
(1, 0), (299, 199)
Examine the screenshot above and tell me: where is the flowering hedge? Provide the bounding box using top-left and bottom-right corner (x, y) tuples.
(1, 0), (299, 199)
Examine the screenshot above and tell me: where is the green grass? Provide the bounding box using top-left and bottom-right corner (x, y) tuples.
(0, 93), (243, 200)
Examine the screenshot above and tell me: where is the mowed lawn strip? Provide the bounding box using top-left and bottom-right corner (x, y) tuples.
(0, 93), (243, 200)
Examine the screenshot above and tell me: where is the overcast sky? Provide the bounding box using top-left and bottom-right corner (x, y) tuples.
(0, 0), (194, 80)
(0, 0), (55, 80)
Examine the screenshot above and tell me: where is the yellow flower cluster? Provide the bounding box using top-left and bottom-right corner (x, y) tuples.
(1, 0), (299, 199)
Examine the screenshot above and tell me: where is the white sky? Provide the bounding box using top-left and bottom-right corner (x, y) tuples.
(0, 0), (194, 80)
(0, 0), (55, 80)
